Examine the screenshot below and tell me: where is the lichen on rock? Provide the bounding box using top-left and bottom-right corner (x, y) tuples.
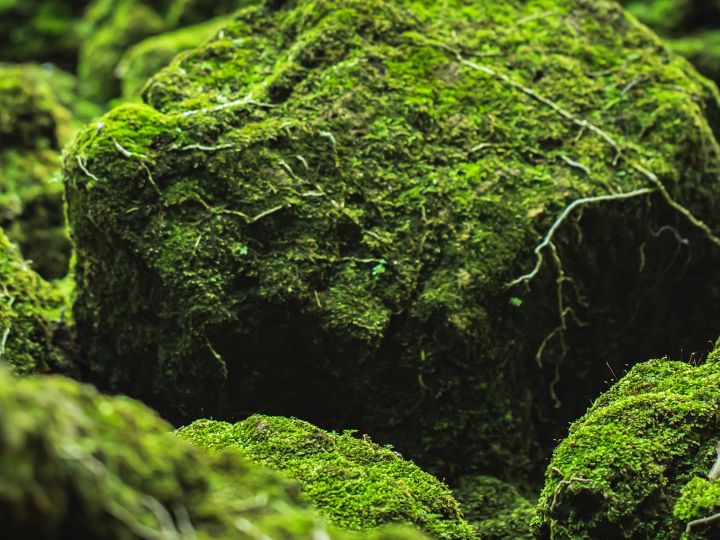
(532, 349), (720, 539)
(0, 228), (70, 376)
(177, 415), (476, 539)
(0, 364), (429, 539)
(64, 0), (720, 483)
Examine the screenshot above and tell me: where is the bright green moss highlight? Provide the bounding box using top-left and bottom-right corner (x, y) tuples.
(453, 475), (534, 539)
(0, 365), (429, 539)
(533, 350), (720, 539)
(65, 0), (720, 483)
(117, 17), (229, 99)
(177, 415), (476, 539)
(0, 229), (70, 375)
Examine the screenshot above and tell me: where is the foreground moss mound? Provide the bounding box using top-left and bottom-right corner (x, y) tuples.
(0, 365), (428, 539)
(0, 230), (69, 375)
(533, 350), (720, 539)
(453, 476), (533, 539)
(0, 63), (98, 280)
(65, 0), (720, 481)
(177, 415), (476, 539)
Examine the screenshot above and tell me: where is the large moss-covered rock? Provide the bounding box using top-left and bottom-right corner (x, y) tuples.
(532, 349), (720, 539)
(0, 63), (98, 279)
(177, 415), (476, 539)
(0, 365), (428, 539)
(65, 0), (720, 481)
(453, 476), (534, 539)
(0, 229), (69, 375)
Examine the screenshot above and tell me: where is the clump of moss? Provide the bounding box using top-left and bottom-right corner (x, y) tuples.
(0, 229), (70, 375)
(117, 16), (229, 99)
(0, 365), (429, 539)
(533, 349), (720, 539)
(453, 476), (534, 539)
(65, 0), (720, 483)
(0, 63), (98, 280)
(177, 415), (476, 539)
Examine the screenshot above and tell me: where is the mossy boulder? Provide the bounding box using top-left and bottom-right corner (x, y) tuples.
(532, 349), (720, 539)
(453, 476), (534, 539)
(0, 229), (69, 375)
(0, 365), (428, 539)
(177, 415), (476, 539)
(65, 0), (720, 481)
(0, 63), (98, 280)
(117, 17), (228, 99)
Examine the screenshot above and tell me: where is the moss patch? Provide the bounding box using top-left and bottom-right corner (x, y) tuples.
(177, 415), (476, 539)
(65, 0), (720, 483)
(453, 475), (534, 539)
(0, 365), (429, 539)
(533, 349), (720, 539)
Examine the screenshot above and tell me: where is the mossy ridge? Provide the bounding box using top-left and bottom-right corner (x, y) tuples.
(0, 365), (429, 540)
(0, 62), (99, 280)
(533, 349), (720, 539)
(66, 0), (720, 482)
(0, 229), (70, 376)
(453, 475), (534, 539)
(177, 415), (477, 539)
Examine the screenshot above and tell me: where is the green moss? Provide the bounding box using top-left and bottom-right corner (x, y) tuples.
(117, 17), (229, 99)
(177, 415), (476, 539)
(65, 0), (720, 483)
(453, 476), (534, 539)
(0, 229), (70, 375)
(533, 350), (720, 539)
(0, 0), (89, 69)
(0, 365), (429, 539)
(0, 63), (98, 280)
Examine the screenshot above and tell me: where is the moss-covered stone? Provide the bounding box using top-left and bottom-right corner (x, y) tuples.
(0, 365), (429, 539)
(532, 349), (720, 539)
(453, 476), (534, 539)
(117, 17), (229, 99)
(0, 63), (98, 280)
(65, 0), (720, 482)
(0, 1), (89, 69)
(177, 415), (476, 539)
(0, 229), (70, 375)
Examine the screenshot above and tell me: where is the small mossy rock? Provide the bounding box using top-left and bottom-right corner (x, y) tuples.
(0, 365), (429, 540)
(0, 229), (69, 375)
(0, 63), (98, 280)
(532, 350), (720, 539)
(674, 477), (720, 539)
(78, 0), (168, 103)
(0, 1), (89, 69)
(66, 0), (720, 481)
(453, 475), (534, 539)
(176, 415), (477, 539)
(117, 17), (229, 99)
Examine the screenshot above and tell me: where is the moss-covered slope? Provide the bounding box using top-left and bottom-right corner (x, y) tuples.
(177, 415), (476, 539)
(0, 229), (70, 375)
(65, 0), (720, 481)
(0, 365), (428, 539)
(0, 63), (98, 279)
(533, 349), (720, 539)
(453, 475), (534, 539)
